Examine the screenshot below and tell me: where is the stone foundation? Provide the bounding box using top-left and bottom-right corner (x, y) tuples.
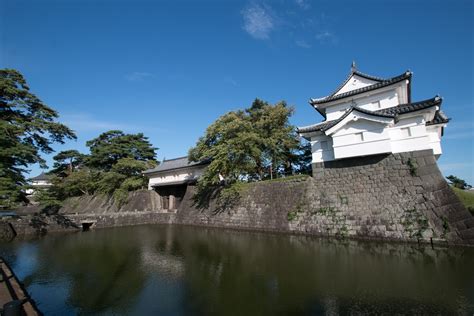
(176, 149), (473, 245)
(6, 150), (474, 246)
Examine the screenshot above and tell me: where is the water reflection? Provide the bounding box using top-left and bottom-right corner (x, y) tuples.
(1, 225), (473, 315)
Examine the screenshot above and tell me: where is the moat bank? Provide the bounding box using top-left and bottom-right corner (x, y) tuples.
(5, 150), (474, 246)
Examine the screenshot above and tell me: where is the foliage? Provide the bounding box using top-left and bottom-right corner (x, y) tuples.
(86, 130), (157, 171)
(446, 175), (471, 190)
(189, 98), (307, 207)
(189, 99), (301, 183)
(59, 168), (98, 196)
(95, 158), (153, 205)
(0, 69), (76, 207)
(39, 133), (157, 209)
(34, 188), (63, 214)
(401, 208), (429, 240)
(51, 150), (85, 176)
(452, 187), (474, 215)
(287, 211), (297, 221)
(406, 158), (418, 176)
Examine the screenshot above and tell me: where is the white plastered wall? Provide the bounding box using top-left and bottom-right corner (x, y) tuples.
(147, 166), (206, 190)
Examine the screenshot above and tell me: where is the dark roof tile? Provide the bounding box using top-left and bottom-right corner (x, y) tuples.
(29, 172), (51, 181)
(310, 71), (412, 105)
(298, 96), (441, 134)
(143, 156), (209, 174)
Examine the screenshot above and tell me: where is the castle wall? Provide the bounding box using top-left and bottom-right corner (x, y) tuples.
(8, 151), (473, 246)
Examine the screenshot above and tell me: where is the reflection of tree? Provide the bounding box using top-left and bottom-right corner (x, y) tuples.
(6, 225), (474, 315)
(19, 230), (147, 314)
(164, 227), (474, 315)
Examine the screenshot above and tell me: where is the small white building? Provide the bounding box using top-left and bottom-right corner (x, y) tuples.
(298, 63), (449, 165)
(26, 172), (53, 195)
(143, 157), (209, 211)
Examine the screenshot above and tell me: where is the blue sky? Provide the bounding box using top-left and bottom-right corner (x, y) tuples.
(1, 0), (473, 183)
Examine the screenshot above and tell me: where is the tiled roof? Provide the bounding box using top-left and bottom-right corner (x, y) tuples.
(373, 96), (442, 116)
(298, 96), (441, 134)
(324, 69), (388, 99)
(29, 172), (51, 181)
(143, 156), (209, 174)
(426, 111), (450, 126)
(310, 71), (412, 105)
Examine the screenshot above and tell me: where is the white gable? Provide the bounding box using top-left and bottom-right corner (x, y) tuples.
(325, 110), (393, 136)
(334, 74), (379, 96)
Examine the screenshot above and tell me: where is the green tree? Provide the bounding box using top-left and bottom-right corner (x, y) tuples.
(189, 98), (302, 208)
(51, 150), (85, 176)
(446, 175), (471, 190)
(0, 69), (76, 207)
(85, 130), (156, 170)
(189, 98), (300, 184)
(96, 158), (154, 206)
(246, 99), (300, 178)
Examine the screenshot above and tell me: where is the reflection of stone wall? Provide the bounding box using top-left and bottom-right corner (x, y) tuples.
(177, 150), (473, 245)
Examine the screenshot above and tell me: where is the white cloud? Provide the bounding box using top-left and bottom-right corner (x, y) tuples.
(62, 113), (143, 133)
(443, 131), (474, 140)
(444, 121), (474, 139)
(316, 30), (337, 44)
(242, 4), (274, 40)
(439, 162), (472, 171)
(124, 72), (154, 82)
(295, 39), (311, 48)
(224, 76), (238, 87)
(295, 0), (310, 10)
(62, 113), (169, 135)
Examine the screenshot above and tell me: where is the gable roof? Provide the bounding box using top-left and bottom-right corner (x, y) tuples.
(426, 110), (450, 126)
(310, 71), (412, 106)
(30, 172), (51, 181)
(298, 96), (442, 134)
(143, 156), (209, 174)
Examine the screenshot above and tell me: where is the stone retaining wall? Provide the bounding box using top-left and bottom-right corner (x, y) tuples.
(176, 150), (474, 245)
(6, 150), (474, 245)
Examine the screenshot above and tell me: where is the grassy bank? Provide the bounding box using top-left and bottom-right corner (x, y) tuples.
(452, 187), (474, 215)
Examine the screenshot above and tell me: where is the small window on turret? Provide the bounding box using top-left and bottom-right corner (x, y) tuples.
(355, 132), (364, 142)
(400, 127), (412, 138)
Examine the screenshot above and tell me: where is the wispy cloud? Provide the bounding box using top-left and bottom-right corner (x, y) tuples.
(224, 76), (238, 87)
(295, 39), (311, 48)
(443, 131), (474, 140)
(315, 30), (338, 44)
(62, 113), (142, 133)
(295, 0), (310, 10)
(124, 72), (154, 82)
(444, 121), (474, 139)
(439, 162), (472, 171)
(241, 3), (274, 40)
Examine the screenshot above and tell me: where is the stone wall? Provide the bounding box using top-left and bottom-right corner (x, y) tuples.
(176, 150), (474, 245)
(6, 150), (473, 246)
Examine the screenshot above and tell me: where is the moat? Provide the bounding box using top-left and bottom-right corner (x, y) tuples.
(1, 225), (473, 315)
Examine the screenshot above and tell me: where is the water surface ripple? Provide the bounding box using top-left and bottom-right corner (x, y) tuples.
(1, 225), (473, 315)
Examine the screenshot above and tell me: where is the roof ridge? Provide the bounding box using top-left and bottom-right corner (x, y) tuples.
(374, 95), (442, 113)
(163, 156), (189, 162)
(310, 71), (412, 105)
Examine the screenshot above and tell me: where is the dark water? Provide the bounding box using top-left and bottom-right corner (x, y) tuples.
(1, 225), (473, 315)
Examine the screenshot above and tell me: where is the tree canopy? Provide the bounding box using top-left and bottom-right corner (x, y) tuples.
(51, 150), (85, 176)
(86, 130), (157, 170)
(189, 98), (301, 184)
(188, 98), (307, 208)
(446, 175), (471, 190)
(0, 69), (76, 207)
(40, 131), (158, 209)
